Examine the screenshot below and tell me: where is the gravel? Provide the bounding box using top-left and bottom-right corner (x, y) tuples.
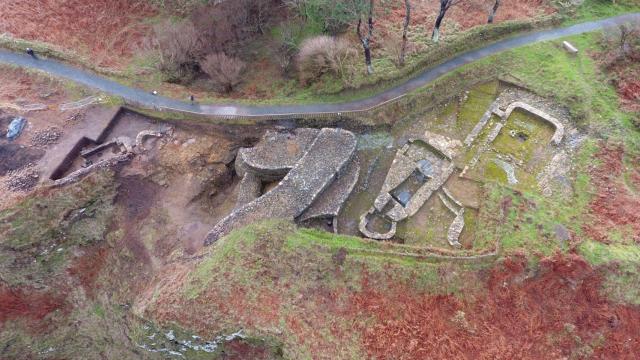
(31, 127), (62, 146)
(4, 164), (40, 192)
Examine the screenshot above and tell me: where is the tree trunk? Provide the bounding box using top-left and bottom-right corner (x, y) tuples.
(488, 0), (500, 24)
(364, 42), (373, 74)
(399, 0), (411, 67)
(432, 7), (446, 43)
(357, 0), (375, 75)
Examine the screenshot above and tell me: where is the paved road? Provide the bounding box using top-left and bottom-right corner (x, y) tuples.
(1, 13), (638, 118)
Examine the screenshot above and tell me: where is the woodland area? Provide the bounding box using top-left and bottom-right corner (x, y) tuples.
(150, 0), (550, 94)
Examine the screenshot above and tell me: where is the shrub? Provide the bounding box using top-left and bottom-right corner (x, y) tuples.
(200, 53), (246, 93)
(284, 0), (369, 35)
(601, 23), (640, 68)
(191, 0), (277, 54)
(296, 35), (354, 84)
(153, 19), (202, 83)
(153, 0), (278, 83)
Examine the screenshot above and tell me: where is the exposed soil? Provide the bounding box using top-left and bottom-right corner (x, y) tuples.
(0, 143), (44, 175)
(352, 253), (640, 359)
(66, 244), (109, 298)
(583, 144), (640, 244)
(115, 175), (161, 267)
(0, 0), (156, 68)
(0, 66), (76, 207)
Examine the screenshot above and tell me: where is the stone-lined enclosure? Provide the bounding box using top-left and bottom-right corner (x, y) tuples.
(359, 95), (566, 248)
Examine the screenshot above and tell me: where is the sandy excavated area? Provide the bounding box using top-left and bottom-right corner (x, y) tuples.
(0, 66), (81, 208)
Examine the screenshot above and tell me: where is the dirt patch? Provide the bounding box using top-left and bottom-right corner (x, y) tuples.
(617, 75), (640, 112)
(220, 338), (281, 360)
(0, 67), (80, 207)
(584, 144), (640, 243)
(0, 143), (45, 176)
(0, 284), (66, 331)
(351, 253), (640, 359)
(116, 175), (159, 220)
(115, 175), (161, 266)
(67, 244), (109, 298)
(0, 0), (156, 68)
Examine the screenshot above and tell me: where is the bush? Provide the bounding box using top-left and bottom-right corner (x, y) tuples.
(284, 0), (369, 35)
(200, 53), (246, 93)
(152, 0), (278, 83)
(601, 23), (640, 67)
(153, 19), (202, 83)
(296, 35), (354, 84)
(191, 0), (277, 54)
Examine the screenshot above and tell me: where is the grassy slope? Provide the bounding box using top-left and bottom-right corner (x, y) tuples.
(434, 30), (640, 301)
(157, 220), (487, 359)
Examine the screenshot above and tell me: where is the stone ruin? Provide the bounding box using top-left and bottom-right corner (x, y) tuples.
(202, 95), (568, 250)
(359, 96), (566, 248)
(48, 107), (170, 188)
(51, 129), (167, 188)
(358, 131), (464, 247)
(204, 127), (360, 245)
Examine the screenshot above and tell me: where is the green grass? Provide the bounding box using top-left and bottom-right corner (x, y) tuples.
(0, 170), (117, 288)
(579, 240), (640, 305)
(185, 220), (490, 303)
(185, 224), (261, 299)
(579, 240), (640, 265)
(473, 139), (596, 257)
(570, 0), (640, 23)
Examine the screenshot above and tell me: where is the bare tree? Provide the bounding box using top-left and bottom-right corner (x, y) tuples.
(357, 0), (375, 74)
(190, 0), (277, 54)
(154, 20), (202, 82)
(488, 0), (500, 24)
(297, 35), (353, 84)
(399, 0), (411, 67)
(200, 53), (246, 93)
(432, 0), (463, 43)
